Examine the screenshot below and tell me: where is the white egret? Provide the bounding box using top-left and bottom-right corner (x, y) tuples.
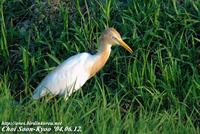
(32, 28), (133, 100)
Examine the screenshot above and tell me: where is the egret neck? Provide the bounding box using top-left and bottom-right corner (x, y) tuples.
(89, 42), (112, 78)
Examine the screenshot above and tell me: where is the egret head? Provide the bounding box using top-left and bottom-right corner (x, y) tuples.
(100, 28), (133, 53)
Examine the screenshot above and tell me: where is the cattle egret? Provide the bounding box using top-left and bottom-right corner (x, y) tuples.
(32, 28), (133, 100)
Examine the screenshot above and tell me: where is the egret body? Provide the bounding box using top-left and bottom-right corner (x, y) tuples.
(32, 28), (133, 100)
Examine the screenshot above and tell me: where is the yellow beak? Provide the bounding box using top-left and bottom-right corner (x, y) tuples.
(116, 38), (133, 53)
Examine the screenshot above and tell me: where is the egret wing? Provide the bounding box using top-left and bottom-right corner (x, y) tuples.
(32, 53), (93, 99)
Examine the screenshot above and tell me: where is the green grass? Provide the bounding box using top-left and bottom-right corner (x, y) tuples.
(0, 0), (200, 133)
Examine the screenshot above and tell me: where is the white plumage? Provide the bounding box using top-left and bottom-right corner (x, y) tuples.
(32, 28), (132, 100)
(32, 53), (96, 99)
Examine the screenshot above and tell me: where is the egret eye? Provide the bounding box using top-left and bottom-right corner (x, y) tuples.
(111, 36), (116, 40)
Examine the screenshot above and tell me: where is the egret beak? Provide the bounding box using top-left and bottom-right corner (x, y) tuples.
(116, 38), (133, 53)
